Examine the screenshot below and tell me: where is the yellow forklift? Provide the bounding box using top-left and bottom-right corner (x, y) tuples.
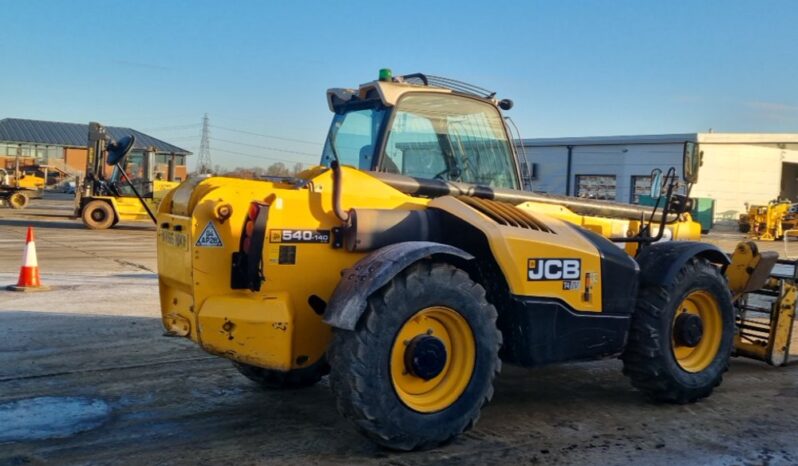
(75, 122), (179, 229)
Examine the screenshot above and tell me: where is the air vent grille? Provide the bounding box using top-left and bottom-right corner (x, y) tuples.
(457, 196), (555, 233)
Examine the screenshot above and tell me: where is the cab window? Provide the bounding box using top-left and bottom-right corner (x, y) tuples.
(381, 94), (518, 189)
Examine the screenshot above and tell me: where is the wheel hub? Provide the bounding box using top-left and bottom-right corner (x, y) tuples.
(404, 335), (447, 380)
(674, 313), (704, 347)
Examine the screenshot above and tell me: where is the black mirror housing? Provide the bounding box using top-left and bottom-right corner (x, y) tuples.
(683, 141), (700, 184)
(106, 135), (136, 166)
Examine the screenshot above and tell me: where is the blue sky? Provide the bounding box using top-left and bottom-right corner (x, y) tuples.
(1, 0), (796, 169)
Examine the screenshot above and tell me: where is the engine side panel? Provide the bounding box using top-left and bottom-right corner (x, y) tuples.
(429, 196), (605, 313)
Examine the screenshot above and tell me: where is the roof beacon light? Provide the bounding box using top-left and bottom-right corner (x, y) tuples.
(379, 68), (392, 82)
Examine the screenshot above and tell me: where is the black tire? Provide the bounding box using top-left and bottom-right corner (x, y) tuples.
(738, 223), (750, 233)
(9, 192), (28, 209)
(622, 257), (734, 403)
(328, 262), (502, 451)
(233, 357), (329, 389)
(82, 200), (115, 230)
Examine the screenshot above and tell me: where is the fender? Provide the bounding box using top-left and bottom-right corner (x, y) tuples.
(636, 241), (730, 287)
(323, 241), (474, 330)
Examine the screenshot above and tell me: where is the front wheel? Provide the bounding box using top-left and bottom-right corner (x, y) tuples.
(8, 192), (28, 209)
(328, 262), (501, 451)
(82, 200), (115, 230)
(622, 257), (734, 403)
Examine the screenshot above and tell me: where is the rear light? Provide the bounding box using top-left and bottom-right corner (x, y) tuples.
(231, 201), (270, 291)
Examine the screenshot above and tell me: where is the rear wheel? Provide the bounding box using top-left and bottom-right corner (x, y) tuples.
(328, 262), (501, 451)
(233, 357), (329, 389)
(82, 200), (115, 230)
(622, 257), (734, 403)
(8, 192), (28, 209)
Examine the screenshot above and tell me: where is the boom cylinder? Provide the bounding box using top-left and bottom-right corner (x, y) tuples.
(371, 172), (678, 223)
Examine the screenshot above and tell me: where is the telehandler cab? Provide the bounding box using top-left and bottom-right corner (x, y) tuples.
(156, 70), (794, 450)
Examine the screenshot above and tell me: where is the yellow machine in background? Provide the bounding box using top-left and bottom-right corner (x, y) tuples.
(156, 71), (796, 451)
(14, 171), (45, 190)
(75, 122), (179, 229)
(0, 163), (45, 209)
(739, 200), (798, 241)
(726, 241), (795, 365)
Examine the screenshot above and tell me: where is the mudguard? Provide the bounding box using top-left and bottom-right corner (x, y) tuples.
(636, 241), (730, 287)
(323, 241), (474, 330)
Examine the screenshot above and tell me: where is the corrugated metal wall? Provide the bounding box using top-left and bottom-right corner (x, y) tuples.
(520, 143), (682, 200)
(520, 141), (798, 224)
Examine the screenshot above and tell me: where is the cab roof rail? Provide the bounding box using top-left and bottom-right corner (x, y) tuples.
(399, 73), (497, 99)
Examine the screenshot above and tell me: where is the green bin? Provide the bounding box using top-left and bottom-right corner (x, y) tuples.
(636, 195), (714, 233)
(691, 197), (715, 233)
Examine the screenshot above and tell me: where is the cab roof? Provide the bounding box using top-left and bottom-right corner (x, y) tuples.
(326, 73), (500, 112)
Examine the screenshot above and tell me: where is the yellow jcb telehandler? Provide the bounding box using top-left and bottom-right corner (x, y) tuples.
(156, 71), (795, 450)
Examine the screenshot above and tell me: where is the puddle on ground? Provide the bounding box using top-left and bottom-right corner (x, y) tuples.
(0, 396), (110, 442)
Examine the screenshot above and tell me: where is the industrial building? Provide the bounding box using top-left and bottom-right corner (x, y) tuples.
(0, 118), (191, 182)
(516, 133), (798, 224)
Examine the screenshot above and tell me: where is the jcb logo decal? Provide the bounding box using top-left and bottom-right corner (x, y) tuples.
(528, 258), (581, 281)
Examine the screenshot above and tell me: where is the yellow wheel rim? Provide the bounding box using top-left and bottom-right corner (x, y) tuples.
(390, 306), (476, 413)
(671, 290), (722, 373)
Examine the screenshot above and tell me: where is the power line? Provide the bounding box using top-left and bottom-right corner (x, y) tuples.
(140, 123), (202, 132)
(209, 137), (319, 158)
(212, 147), (315, 166)
(210, 124), (323, 146)
(156, 134), (200, 141)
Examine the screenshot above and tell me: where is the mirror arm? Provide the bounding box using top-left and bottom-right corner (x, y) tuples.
(611, 167), (677, 244)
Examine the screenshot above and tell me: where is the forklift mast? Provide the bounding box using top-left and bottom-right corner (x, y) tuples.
(87, 122), (109, 182)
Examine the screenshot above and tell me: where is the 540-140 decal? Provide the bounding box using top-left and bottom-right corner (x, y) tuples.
(269, 229), (331, 244)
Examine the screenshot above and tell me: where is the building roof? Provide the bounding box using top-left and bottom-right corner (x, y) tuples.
(519, 132), (798, 147)
(0, 118), (191, 155)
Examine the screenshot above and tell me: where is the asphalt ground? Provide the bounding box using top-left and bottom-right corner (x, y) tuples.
(1, 194), (797, 465)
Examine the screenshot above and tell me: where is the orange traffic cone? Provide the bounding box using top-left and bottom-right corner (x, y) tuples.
(7, 226), (49, 292)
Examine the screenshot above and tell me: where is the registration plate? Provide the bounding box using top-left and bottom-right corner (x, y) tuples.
(160, 230), (188, 250)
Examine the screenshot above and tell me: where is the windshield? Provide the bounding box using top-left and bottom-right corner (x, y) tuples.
(383, 94), (518, 189)
(321, 106), (388, 169)
(109, 152), (153, 197)
(321, 93), (519, 190)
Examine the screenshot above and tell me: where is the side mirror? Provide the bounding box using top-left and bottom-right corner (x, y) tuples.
(683, 141), (700, 184)
(650, 169), (663, 198)
(106, 135), (136, 166)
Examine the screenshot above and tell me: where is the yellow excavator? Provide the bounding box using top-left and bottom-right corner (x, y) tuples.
(155, 70), (795, 450)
